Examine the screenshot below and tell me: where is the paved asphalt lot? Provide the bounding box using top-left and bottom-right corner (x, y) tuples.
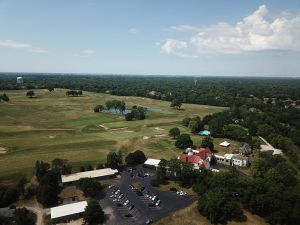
(101, 165), (196, 225)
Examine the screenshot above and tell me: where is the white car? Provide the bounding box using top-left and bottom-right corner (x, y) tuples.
(155, 200), (161, 206)
(151, 196), (157, 201)
(123, 200), (129, 206)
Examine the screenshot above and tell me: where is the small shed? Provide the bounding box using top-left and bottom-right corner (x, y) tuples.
(144, 158), (161, 168)
(239, 144), (252, 156)
(219, 141), (230, 147)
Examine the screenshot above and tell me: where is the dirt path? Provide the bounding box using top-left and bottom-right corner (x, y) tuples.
(259, 136), (283, 155)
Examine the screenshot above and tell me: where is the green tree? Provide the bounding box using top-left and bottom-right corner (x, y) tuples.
(170, 99), (182, 109)
(36, 171), (60, 207)
(35, 161), (50, 181)
(51, 158), (72, 175)
(125, 150), (147, 165)
(257, 124), (275, 137)
(77, 178), (104, 197)
(224, 124), (248, 139)
(169, 127), (180, 139)
(83, 198), (105, 225)
(182, 117), (191, 127)
(156, 159), (168, 185)
(175, 134), (193, 149)
(26, 90), (35, 98)
(201, 136), (214, 152)
(125, 112), (133, 121)
(106, 152), (120, 169)
(12, 208), (36, 225)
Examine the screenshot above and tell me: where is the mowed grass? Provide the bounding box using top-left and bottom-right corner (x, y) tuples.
(154, 202), (267, 225)
(0, 89), (225, 183)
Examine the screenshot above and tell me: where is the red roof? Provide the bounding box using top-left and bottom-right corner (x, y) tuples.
(196, 147), (212, 160)
(179, 154), (201, 164)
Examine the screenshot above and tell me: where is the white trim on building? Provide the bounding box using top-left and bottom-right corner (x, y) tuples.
(61, 168), (118, 184)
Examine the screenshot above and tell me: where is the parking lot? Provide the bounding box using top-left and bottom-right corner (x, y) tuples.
(101, 165), (196, 225)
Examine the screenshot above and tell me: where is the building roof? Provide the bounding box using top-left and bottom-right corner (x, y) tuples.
(239, 143), (252, 154)
(232, 154), (249, 160)
(51, 201), (87, 219)
(61, 168), (118, 183)
(196, 148), (212, 160)
(178, 154), (201, 164)
(219, 141), (230, 147)
(144, 158), (161, 167)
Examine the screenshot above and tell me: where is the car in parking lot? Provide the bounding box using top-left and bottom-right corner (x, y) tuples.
(148, 203), (156, 207)
(151, 196), (157, 201)
(123, 200), (130, 206)
(129, 205), (135, 210)
(118, 193), (124, 199)
(116, 203), (123, 207)
(125, 213), (133, 217)
(146, 219), (153, 224)
(155, 200), (161, 206)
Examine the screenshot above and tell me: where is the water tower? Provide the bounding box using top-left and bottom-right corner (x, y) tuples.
(17, 77), (23, 86)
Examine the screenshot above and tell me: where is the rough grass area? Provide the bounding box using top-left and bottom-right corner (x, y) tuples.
(0, 89), (225, 183)
(154, 202), (267, 225)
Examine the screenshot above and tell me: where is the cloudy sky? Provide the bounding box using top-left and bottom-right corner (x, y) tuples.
(0, 0), (300, 76)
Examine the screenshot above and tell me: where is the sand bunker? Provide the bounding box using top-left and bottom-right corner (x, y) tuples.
(154, 134), (166, 137)
(0, 147), (7, 154)
(143, 136), (150, 140)
(154, 127), (164, 131)
(110, 127), (129, 131)
(98, 124), (109, 130)
(49, 135), (55, 139)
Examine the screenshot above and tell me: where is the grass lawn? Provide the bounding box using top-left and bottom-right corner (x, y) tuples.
(154, 202), (267, 225)
(0, 89), (225, 184)
(156, 180), (196, 196)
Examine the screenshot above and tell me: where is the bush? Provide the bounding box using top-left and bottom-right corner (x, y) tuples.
(125, 150), (147, 165)
(150, 179), (160, 187)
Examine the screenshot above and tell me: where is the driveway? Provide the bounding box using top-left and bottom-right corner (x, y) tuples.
(259, 136), (283, 155)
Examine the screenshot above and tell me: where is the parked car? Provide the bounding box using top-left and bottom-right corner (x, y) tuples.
(129, 205), (135, 210)
(118, 193), (124, 199)
(146, 219), (153, 224)
(125, 213), (133, 217)
(170, 187), (177, 192)
(148, 203), (156, 207)
(151, 196), (157, 201)
(116, 203), (123, 207)
(155, 200), (161, 206)
(108, 185), (115, 189)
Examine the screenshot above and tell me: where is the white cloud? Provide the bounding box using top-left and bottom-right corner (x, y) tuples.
(128, 27), (138, 34)
(190, 5), (300, 54)
(0, 39), (48, 53)
(168, 24), (200, 32)
(161, 38), (198, 58)
(163, 5), (300, 56)
(73, 49), (96, 58)
(82, 49), (96, 54)
(155, 42), (161, 46)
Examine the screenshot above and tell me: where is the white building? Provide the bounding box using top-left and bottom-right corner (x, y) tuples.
(144, 158), (161, 168)
(215, 154), (249, 167)
(51, 201), (87, 224)
(61, 168), (118, 185)
(219, 141), (230, 147)
(232, 155), (249, 167)
(16, 77), (23, 86)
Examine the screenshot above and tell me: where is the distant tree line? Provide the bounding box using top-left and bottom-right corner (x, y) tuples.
(1, 74), (300, 107)
(66, 90), (83, 96)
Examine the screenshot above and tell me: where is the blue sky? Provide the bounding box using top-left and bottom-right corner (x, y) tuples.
(0, 0), (300, 76)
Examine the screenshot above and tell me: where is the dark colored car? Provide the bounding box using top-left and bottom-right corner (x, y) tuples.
(129, 205), (135, 210)
(125, 213), (133, 217)
(148, 203), (156, 207)
(170, 187), (177, 192)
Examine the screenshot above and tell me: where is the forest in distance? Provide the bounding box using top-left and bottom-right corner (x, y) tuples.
(0, 73), (300, 107)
